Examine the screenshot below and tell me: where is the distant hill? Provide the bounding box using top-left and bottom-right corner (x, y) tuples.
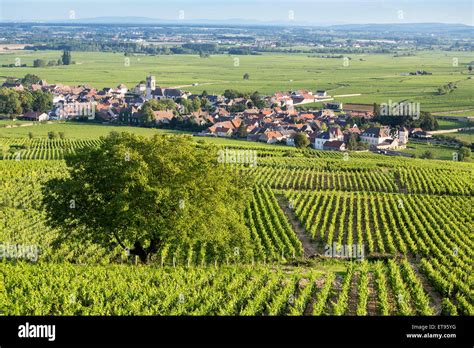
(69, 19), (474, 34)
(71, 17), (169, 24)
(327, 23), (473, 36)
(2, 17), (473, 36)
(57, 16), (262, 26)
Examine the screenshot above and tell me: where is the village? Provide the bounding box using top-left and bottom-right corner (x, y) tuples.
(1, 75), (434, 154)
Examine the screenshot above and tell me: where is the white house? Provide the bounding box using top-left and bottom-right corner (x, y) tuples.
(313, 132), (329, 150)
(360, 127), (392, 146)
(313, 127), (344, 150)
(323, 140), (346, 151)
(20, 111), (48, 122)
(116, 84), (128, 95)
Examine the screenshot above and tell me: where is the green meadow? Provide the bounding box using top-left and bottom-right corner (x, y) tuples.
(451, 130), (474, 144)
(436, 118), (471, 130)
(0, 122), (178, 139)
(400, 142), (463, 161)
(0, 50), (473, 113)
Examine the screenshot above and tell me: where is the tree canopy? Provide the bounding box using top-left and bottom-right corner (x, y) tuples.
(0, 87), (52, 116)
(21, 74), (42, 88)
(458, 146), (471, 162)
(62, 49), (72, 65)
(146, 98), (176, 112)
(294, 133), (310, 148)
(0, 88), (22, 116)
(42, 133), (253, 263)
(374, 111), (438, 131)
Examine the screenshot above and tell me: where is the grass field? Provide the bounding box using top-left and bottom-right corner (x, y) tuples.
(0, 119), (31, 125)
(1, 50), (473, 113)
(400, 142), (462, 160)
(433, 110), (474, 116)
(452, 130), (474, 144)
(436, 118), (471, 130)
(0, 122), (180, 139)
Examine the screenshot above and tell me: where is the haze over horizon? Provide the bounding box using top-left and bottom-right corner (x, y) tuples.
(0, 0), (472, 26)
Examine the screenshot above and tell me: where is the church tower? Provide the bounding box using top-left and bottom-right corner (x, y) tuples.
(146, 75), (156, 99)
(398, 127), (409, 145)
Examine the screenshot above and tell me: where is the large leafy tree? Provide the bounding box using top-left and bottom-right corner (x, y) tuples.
(21, 74), (42, 88)
(418, 111), (439, 131)
(250, 91), (265, 109)
(178, 98), (193, 114)
(42, 133), (252, 263)
(192, 97), (201, 112)
(146, 98), (176, 111)
(347, 134), (358, 151)
(294, 133), (309, 148)
(140, 104), (155, 125)
(0, 88), (22, 116)
(32, 90), (53, 113)
(61, 49), (72, 65)
(18, 90), (34, 112)
(458, 146), (471, 162)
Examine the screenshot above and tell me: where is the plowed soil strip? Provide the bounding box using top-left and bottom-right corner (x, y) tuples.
(276, 194), (318, 257)
(367, 272), (378, 316)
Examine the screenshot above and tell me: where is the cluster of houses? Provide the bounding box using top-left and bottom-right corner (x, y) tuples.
(4, 75), (412, 152)
(199, 109), (409, 152)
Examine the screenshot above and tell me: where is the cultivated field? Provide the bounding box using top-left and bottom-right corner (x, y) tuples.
(0, 127), (472, 316)
(0, 50), (473, 112)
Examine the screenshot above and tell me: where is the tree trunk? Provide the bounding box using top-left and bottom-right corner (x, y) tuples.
(130, 239), (160, 264)
(130, 241), (148, 263)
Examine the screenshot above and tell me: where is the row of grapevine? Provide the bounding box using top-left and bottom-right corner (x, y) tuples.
(397, 167), (473, 195)
(285, 189), (472, 314)
(1, 138), (102, 160)
(286, 190), (472, 258)
(1, 261), (436, 316)
(244, 186), (303, 261)
(249, 166), (398, 193)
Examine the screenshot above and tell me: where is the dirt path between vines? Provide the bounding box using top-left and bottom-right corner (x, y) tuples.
(347, 272), (359, 316)
(367, 272), (378, 316)
(407, 255), (443, 315)
(276, 194), (318, 258)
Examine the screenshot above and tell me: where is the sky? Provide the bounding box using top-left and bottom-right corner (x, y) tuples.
(0, 0), (472, 25)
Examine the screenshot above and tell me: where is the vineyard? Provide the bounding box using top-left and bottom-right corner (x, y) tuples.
(283, 189), (473, 314)
(0, 261), (443, 316)
(250, 156), (473, 195)
(0, 138), (102, 160)
(0, 133), (472, 316)
(1, 138), (473, 196)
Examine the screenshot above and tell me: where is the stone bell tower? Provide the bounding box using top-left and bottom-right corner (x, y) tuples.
(146, 75), (156, 99)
